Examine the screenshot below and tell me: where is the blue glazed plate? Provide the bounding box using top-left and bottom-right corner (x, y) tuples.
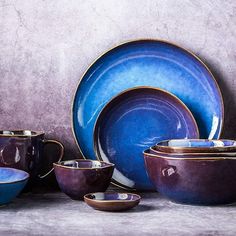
(72, 39), (224, 161)
(93, 87), (199, 190)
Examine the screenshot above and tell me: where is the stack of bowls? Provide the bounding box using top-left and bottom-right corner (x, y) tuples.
(143, 139), (236, 205)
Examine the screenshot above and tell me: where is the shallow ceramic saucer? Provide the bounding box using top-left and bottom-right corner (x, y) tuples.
(155, 139), (236, 153)
(0, 167), (29, 205)
(84, 192), (141, 211)
(72, 39), (224, 162)
(94, 87), (199, 190)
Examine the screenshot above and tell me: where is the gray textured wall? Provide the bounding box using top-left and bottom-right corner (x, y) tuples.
(0, 0), (235, 159)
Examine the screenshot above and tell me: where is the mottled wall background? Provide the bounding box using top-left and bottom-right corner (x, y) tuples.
(0, 0), (236, 159)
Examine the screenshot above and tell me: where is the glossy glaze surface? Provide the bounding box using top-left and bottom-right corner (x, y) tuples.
(54, 160), (114, 200)
(143, 150), (236, 205)
(0, 167), (29, 205)
(94, 87), (199, 190)
(156, 139), (236, 153)
(0, 130), (64, 187)
(72, 39), (224, 162)
(84, 192), (140, 211)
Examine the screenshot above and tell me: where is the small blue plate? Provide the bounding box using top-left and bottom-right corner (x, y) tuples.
(93, 87), (199, 190)
(72, 39), (224, 161)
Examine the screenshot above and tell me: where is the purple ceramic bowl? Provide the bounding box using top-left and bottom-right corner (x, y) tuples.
(143, 149), (236, 205)
(54, 160), (114, 200)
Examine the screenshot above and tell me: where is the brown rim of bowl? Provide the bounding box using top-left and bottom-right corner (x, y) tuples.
(150, 145), (236, 157)
(155, 139), (236, 153)
(53, 159), (115, 170)
(84, 192), (141, 203)
(143, 149), (236, 161)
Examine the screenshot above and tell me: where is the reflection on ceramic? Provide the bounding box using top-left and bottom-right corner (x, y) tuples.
(150, 145), (236, 157)
(72, 39), (224, 162)
(143, 149), (236, 205)
(0, 167), (29, 205)
(0, 130), (64, 187)
(94, 87), (199, 190)
(54, 160), (114, 200)
(155, 139), (236, 153)
(84, 192), (141, 211)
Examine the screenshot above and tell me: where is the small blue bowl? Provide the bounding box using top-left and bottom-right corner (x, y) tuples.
(0, 168), (29, 205)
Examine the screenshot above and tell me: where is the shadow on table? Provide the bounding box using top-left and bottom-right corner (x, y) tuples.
(137, 191), (162, 199)
(131, 204), (159, 212)
(0, 192), (70, 211)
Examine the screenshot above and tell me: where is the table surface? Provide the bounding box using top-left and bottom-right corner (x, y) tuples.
(0, 190), (235, 236)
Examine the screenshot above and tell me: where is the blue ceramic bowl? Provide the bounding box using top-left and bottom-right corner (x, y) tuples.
(93, 87), (199, 190)
(0, 167), (29, 205)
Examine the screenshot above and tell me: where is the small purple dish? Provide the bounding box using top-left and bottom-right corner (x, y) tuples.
(84, 192), (141, 211)
(143, 149), (236, 205)
(54, 160), (114, 200)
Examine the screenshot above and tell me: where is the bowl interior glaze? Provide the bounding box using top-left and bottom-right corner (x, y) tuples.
(0, 168), (29, 183)
(150, 146), (236, 157)
(157, 139), (236, 148)
(144, 148), (236, 160)
(85, 192), (140, 201)
(155, 139), (236, 153)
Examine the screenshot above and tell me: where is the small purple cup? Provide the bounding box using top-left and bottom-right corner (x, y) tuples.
(54, 159), (114, 200)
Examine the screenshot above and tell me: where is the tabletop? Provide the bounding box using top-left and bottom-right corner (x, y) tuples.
(0, 190), (235, 236)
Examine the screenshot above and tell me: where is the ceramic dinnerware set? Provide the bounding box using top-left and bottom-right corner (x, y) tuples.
(0, 39), (234, 210)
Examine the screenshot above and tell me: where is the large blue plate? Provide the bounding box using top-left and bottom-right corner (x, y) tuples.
(72, 40), (224, 161)
(94, 87), (199, 190)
